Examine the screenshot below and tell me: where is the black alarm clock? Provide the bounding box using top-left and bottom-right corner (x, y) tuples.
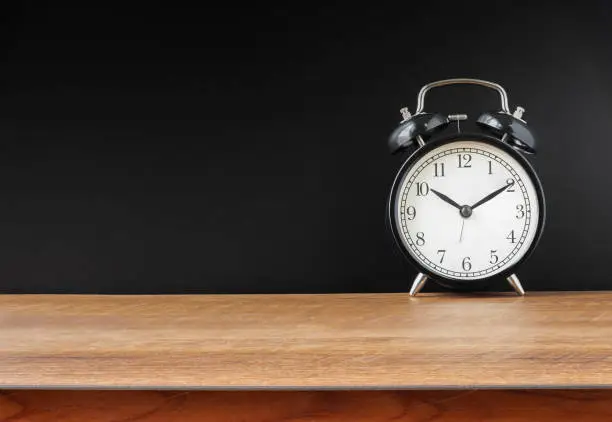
(386, 78), (545, 296)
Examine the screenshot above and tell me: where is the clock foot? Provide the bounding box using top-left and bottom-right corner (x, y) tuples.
(507, 274), (526, 296)
(409, 273), (429, 296)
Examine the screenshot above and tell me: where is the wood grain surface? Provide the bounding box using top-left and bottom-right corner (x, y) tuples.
(2, 390), (612, 421)
(0, 292), (611, 389)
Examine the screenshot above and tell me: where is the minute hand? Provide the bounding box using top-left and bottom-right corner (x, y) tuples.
(471, 184), (510, 210)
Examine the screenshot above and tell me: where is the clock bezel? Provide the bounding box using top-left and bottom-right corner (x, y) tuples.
(386, 132), (546, 287)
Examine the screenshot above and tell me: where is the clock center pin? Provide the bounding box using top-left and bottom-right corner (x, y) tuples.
(460, 205), (473, 218)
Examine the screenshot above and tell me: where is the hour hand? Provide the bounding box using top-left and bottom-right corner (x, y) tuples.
(430, 188), (462, 210)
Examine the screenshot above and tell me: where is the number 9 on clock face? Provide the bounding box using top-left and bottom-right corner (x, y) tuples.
(388, 136), (545, 282)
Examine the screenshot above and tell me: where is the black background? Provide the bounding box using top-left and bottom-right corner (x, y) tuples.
(1, 1), (611, 293)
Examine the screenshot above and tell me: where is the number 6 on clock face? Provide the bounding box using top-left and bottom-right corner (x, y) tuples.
(388, 135), (545, 282)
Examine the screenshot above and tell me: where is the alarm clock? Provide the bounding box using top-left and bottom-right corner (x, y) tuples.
(386, 78), (545, 296)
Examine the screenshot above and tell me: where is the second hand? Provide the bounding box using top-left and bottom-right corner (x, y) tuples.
(459, 218), (465, 242)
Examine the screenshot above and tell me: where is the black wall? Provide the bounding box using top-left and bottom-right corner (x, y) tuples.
(1, 2), (611, 293)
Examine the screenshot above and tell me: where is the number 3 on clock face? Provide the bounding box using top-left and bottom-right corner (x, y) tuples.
(389, 136), (545, 282)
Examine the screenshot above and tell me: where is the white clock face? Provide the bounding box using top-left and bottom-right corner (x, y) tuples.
(394, 139), (541, 280)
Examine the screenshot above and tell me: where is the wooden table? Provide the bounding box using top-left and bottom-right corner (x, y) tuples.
(1, 292), (611, 420)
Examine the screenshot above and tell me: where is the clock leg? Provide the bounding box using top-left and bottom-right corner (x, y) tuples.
(507, 274), (526, 296)
(409, 273), (428, 296)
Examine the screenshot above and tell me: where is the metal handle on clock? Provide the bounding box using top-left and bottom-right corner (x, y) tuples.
(415, 78), (511, 115)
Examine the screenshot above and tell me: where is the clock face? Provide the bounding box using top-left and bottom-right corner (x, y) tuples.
(393, 138), (542, 281)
